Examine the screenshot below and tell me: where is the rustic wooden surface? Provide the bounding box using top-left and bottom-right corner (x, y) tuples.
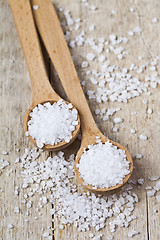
(0, 0), (160, 239)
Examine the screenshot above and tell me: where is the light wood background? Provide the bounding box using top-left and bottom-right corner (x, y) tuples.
(0, 0), (160, 239)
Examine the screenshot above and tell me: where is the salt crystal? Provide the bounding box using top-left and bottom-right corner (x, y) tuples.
(14, 207), (20, 213)
(152, 17), (158, 23)
(90, 5), (97, 11)
(15, 158), (20, 163)
(43, 232), (49, 238)
(147, 190), (156, 197)
(138, 178), (144, 185)
(136, 154), (142, 159)
(33, 5), (39, 10)
(130, 129), (136, 134)
(113, 117), (122, 124)
(50, 209), (55, 215)
(86, 53), (95, 61)
(113, 127), (118, 132)
(98, 55), (106, 62)
(7, 224), (13, 229)
(128, 31), (134, 36)
(26, 202), (32, 209)
(154, 181), (160, 191)
(0, 159), (9, 170)
(2, 151), (8, 155)
(111, 10), (116, 15)
(149, 176), (159, 181)
(131, 112), (137, 115)
(64, 10), (74, 25)
(6, 168), (12, 177)
(81, 61), (88, 68)
(139, 135), (147, 141)
(22, 183), (28, 189)
(89, 25), (95, 31)
(147, 109), (153, 114)
(128, 229), (139, 238)
(156, 195), (160, 203)
(129, 7), (134, 12)
(133, 26), (142, 33)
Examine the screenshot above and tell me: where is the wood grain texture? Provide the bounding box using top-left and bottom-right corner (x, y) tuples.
(0, 0), (160, 239)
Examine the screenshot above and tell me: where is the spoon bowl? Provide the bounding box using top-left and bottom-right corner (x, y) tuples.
(74, 134), (133, 192)
(24, 100), (80, 151)
(9, 0), (80, 151)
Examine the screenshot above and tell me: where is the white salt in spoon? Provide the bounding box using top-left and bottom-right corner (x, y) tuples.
(32, 0), (133, 192)
(9, 0), (80, 151)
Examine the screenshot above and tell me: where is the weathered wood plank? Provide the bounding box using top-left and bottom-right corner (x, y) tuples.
(1, 0), (160, 239)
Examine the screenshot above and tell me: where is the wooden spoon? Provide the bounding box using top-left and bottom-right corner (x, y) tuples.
(9, 0), (80, 151)
(32, 0), (133, 192)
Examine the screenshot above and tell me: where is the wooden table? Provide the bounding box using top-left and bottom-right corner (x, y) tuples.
(0, 0), (160, 239)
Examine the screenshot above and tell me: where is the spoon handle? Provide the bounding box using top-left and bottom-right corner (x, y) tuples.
(32, 0), (100, 139)
(9, 0), (59, 105)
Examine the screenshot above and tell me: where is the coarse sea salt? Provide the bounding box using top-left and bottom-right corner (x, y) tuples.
(77, 141), (130, 188)
(26, 100), (78, 148)
(128, 229), (139, 238)
(17, 147), (138, 234)
(139, 134), (147, 141)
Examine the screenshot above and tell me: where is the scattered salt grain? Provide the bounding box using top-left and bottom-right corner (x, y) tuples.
(50, 209), (55, 215)
(2, 151), (8, 155)
(131, 112), (137, 115)
(81, 61), (88, 68)
(43, 232), (49, 238)
(156, 195), (160, 203)
(113, 127), (118, 132)
(129, 7), (134, 12)
(98, 55), (106, 62)
(64, 10), (74, 25)
(130, 129), (136, 134)
(27, 100), (78, 148)
(149, 176), (159, 181)
(77, 141), (130, 188)
(26, 202), (32, 209)
(89, 25), (95, 31)
(90, 5), (97, 11)
(113, 117), (122, 124)
(7, 224), (13, 229)
(6, 168), (12, 177)
(111, 10), (116, 15)
(152, 17), (158, 23)
(139, 134), (148, 141)
(147, 190), (156, 197)
(136, 154), (142, 159)
(86, 53), (95, 61)
(138, 178), (144, 185)
(147, 109), (152, 114)
(128, 31), (134, 36)
(0, 159), (9, 170)
(133, 26), (142, 33)
(128, 229), (139, 238)
(15, 158), (20, 164)
(14, 207), (20, 213)
(154, 181), (160, 191)
(33, 5), (39, 10)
